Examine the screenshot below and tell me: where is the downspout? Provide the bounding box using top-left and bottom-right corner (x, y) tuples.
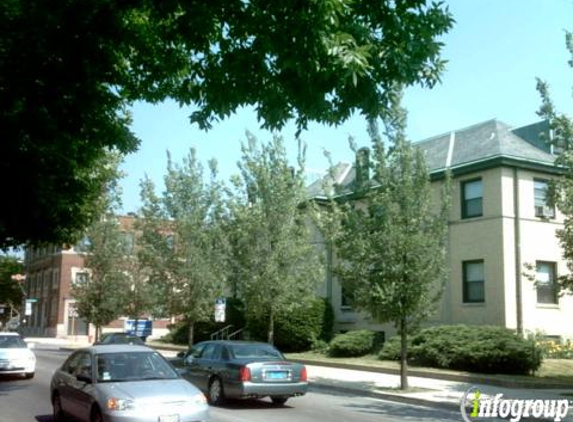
(513, 167), (523, 335)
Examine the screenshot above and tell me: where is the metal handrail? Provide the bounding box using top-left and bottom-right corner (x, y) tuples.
(210, 324), (233, 340)
(228, 328), (244, 340)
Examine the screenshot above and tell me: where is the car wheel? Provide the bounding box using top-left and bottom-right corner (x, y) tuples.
(271, 396), (289, 405)
(52, 393), (65, 422)
(208, 377), (225, 406)
(91, 406), (103, 422)
(24, 372), (34, 379)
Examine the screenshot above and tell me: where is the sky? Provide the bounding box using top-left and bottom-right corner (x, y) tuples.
(120, 0), (573, 214)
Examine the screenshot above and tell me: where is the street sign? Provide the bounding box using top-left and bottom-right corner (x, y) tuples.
(124, 319), (152, 337)
(26, 298), (38, 303)
(25, 302), (32, 316)
(214, 298), (226, 323)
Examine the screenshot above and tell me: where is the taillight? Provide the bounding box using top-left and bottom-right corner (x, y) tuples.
(240, 366), (251, 382)
(300, 366), (307, 382)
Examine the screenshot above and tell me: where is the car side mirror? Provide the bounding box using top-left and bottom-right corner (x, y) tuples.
(176, 351), (187, 358)
(184, 355), (194, 365)
(76, 373), (92, 384)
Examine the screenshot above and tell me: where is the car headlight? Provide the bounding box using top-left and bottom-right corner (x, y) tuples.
(190, 393), (207, 406)
(107, 397), (135, 411)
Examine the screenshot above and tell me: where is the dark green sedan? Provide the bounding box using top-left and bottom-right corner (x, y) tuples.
(171, 340), (308, 406)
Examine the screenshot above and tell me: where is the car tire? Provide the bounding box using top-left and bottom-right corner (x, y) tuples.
(208, 377), (225, 406)
(24, 372), (34, 379)
(271, 396), (289, 406)
(91, 406), (103, 422)
(52, 393), (65, 422)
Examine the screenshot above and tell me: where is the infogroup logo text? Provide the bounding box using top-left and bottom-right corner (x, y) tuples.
(460, 387), (570, 422)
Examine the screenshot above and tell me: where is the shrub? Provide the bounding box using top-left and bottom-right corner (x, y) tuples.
(310, 338), (330, 354)
(378, 335), (407, 360)
(328, 330), (375, 357)
(247, 297), (334, 353)
(378, 325), (542, 375)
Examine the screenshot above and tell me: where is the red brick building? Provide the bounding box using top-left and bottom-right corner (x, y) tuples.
(22, 215), (169, 340)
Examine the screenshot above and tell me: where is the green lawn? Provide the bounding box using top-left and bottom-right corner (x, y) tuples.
(285, 352), (573, 386)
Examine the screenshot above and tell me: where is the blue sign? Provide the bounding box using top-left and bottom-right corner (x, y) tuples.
(124, 319), (152, 337)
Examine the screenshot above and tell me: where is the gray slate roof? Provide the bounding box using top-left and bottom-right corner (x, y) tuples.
(418, 119), (555, 172)
(307, 119), (556, 198)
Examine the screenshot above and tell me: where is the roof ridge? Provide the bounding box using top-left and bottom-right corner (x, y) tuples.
(415, 118), (501, 145)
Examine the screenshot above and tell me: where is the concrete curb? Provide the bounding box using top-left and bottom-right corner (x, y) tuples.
(309, 382), (461, 413)
(291, 359), (573, 390)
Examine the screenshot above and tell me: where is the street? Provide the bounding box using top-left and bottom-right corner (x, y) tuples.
(0, 347), (468, 422)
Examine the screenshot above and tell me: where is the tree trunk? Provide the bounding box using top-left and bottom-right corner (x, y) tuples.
(95, 325), (101, 342)
(267, 308), (274, 345)
(188, 321), (195, 348)
(399, 317), (408, 390)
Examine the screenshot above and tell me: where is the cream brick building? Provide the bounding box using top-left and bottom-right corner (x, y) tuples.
(309, 119), (573, 340)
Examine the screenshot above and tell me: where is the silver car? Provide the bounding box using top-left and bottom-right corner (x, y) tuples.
(50, 345), (210, 422)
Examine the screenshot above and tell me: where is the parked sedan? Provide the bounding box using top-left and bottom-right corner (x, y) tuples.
(93, 332), (146, 346)
(172, 340), (307, 406)
(50, 345), (210, 422)
(0, 332), (36, 379)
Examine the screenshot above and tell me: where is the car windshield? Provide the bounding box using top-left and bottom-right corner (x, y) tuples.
(0, 335), (27, 349)
(100, 334), (144, 345)
(96, 351), (178, 383)
(230, 344), (283, 359)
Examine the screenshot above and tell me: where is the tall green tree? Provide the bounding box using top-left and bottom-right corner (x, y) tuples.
(1, 0), (454, 249)
(228, 135), (323, 344)
(536, 31), (573, 296)
(71, 154), (134, 341)
(0, 256), (24, 325)
(320, 97), (451, 389)
(138, 149), (227, 347)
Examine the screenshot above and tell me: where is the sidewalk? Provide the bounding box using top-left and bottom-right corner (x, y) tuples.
(305, 364), (573, 414)
(26, 336), (573, 416)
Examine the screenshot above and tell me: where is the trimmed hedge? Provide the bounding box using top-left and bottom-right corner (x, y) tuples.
(248, 297), (334, 353)
(328, 330), (375, 357)
(378, 325), (542, 375)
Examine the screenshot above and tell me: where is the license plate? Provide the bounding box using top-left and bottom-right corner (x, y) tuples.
(158, 415), (179, 422)
(265, 371), (288, 379)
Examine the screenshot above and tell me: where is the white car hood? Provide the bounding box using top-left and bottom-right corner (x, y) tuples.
(0, 348), (34, 360)
(97, 379), (201, 403)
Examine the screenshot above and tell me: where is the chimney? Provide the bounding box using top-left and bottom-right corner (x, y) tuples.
(355, 147), (370, 189)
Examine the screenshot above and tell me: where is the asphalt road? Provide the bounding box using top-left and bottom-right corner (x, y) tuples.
(0, 347), (469, 422)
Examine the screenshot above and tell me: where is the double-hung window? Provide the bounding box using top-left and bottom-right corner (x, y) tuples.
(462, 179), (483, 219)
(536, 261), (558, 304)
(534, 179), (555, 218)
(463, 260), (485, 303)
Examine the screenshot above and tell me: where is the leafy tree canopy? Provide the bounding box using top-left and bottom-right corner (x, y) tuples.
(138, 149), (228, 346)
(537, 31), (573, 295)
(228, 134), (324, 344)
(0, 256), (24, 323)
(318, 96), (451, 389)
(1, 0), (453, 249)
